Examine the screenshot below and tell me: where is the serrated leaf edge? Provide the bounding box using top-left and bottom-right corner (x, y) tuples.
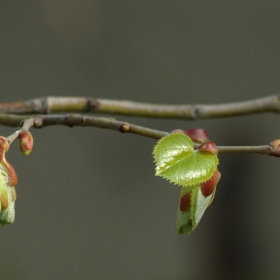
(154, 158), (219, 188)
(153, 134), (219, 187)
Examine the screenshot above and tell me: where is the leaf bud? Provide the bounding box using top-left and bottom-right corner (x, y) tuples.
(200, 168), (221, 197)
(183, 128), (209, 144)
(20, 130), (33, 156)
(197, 140), (218, 155)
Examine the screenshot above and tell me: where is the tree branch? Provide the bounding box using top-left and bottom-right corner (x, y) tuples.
(0, 95), (280, 119)
(0, 113), (274, 156)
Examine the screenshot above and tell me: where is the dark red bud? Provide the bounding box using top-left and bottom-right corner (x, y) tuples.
(183, 128), (209, 144)
(201, 169), (221, 197)
(179, 192), (191, 212)
(198, 140), (218, 155)
(269, 140), (280, 157)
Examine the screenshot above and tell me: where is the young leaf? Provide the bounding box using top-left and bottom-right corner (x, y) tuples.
(177, 168), (221, 234)
(0, 137), (17, 225)
(0, 164), (16, 225)
(153, 134), (218, 187)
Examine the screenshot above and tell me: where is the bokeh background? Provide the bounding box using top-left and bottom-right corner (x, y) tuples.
(1, 1), (280, 279)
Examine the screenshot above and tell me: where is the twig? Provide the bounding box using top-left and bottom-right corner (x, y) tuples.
(0, 113), (274, 156)
(0, 95), (280, 119)
(6, 118), (35, 144)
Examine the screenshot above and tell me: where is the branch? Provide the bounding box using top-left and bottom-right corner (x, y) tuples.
(0, 113), (274, 156)
(0, 95), (280, 119)
(6, 118), (35, 144)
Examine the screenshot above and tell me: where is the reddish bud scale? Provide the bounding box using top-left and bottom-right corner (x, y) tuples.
(20, 131), (33, 156)
(180, 192), (191, 212)
(198, 140), (218, 155)
(200, 169), (221, 197)
(184, 128), (209, 144)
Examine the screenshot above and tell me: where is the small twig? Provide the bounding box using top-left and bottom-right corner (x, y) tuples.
(0, 113), (275, 156)
(6, 118), (35, 144)
(215, 145), (271, 154)
(0, 95), (280, 119)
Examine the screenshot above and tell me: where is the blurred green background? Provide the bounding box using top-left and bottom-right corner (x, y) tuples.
(1, 1), (280, 279)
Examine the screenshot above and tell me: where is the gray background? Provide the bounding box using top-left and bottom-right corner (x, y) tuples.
(1, 1), (280, 279)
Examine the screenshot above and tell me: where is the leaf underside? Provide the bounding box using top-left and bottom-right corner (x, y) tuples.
(177, 185), (214, 234)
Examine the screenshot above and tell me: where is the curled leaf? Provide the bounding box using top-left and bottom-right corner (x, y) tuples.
(177, 168), (221, 234)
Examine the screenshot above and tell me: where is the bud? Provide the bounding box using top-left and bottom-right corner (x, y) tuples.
(20, 130), (33, 156)
(171, 128), (209, 144)
(197, 140), (218, 155)
(200, 168), (221, 197)
(183, 128), (209, 144)
(269, 140), (280, 157)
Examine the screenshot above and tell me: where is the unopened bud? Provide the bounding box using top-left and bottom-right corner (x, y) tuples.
(197, 140), (218, 155)
(184, 128), (209, 144)
(200, 169), (221, 197)
(20, 131), (33, 156)
(171, 128), (209, 144)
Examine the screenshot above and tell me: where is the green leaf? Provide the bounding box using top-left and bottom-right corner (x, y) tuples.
(177, 185), (215, 234)
(0, 166), (15, 225)
(153, 134), (218, 187)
